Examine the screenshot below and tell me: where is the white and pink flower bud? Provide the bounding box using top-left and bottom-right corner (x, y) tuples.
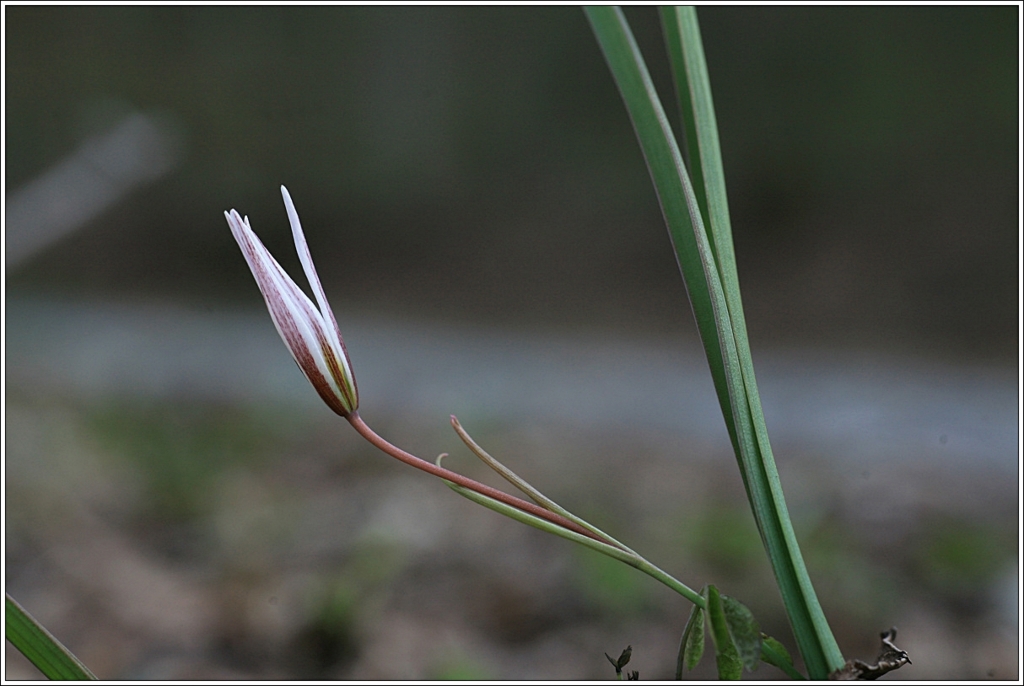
(225, 186), (358, 416)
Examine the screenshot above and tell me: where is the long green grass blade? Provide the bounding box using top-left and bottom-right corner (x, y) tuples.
(584, 5), (737, 455)
(660, 7), (845, 677)
(658, 6), (709, 230)
(6, 594), (97, 680)
(586, 5), (844, 678)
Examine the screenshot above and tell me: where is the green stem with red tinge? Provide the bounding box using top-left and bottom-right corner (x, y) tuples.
(345, 411), (607, 544)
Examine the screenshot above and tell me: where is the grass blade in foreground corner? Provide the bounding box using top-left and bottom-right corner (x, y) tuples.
(586, 6), (844, 678)
(6, 594), (97, 680)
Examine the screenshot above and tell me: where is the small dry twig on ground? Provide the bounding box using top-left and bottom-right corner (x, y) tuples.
(830, 628), (911, 680)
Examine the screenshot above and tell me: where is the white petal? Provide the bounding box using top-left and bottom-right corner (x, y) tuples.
(225, 209), (357, 414)
(279, 186), (357, 402)
(280, 187), (340, 347)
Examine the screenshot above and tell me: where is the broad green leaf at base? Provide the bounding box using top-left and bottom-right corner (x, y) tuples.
(676, 598), (706, 678)
(722, 594), (761, 671)
(761, 634), (806, 679)
(705, 585), (742, 680)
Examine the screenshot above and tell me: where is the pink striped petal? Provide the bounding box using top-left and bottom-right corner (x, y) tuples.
(225, 198), (358, 416)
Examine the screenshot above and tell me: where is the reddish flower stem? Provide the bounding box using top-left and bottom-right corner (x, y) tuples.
(346, 411), (605, 543)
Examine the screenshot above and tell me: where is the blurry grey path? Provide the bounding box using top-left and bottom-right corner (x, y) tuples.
(5, 113), (180, 269)
(4, 295), (1017, 472)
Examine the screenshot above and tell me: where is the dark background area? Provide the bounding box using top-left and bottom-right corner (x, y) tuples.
(5, 5), (1018, 359)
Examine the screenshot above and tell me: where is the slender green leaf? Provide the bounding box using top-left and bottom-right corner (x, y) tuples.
(5, 594), (97, 680)
(705, 585), (742, 680)
(676, 599), (706, 678)
(662, 7), (735, 277)
(761, 634), (806, 679)
(722, 594), (761, 671)
(584, 4), (738, 466)
(662, 7), (845, 676)
(658, 6), (708, 231)
(589, 6), (844, 677)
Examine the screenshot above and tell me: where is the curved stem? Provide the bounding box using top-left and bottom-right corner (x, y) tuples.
(450, 415), (640, 556)
(443, 471), (705, 607)
(628, 558), (705, 609)
(346, 411), (606, 543)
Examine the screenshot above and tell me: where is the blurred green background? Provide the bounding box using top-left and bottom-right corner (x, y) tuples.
(4, 5), (1019, 680)
(5, 5), (1017, 356)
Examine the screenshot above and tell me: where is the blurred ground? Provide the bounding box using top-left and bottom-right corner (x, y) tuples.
(4, 298), (1019, 680)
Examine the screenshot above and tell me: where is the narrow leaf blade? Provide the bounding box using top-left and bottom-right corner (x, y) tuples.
(584, 6), (737, 450)
(658, 5), (709, 230)
(5, 594), (97, 680)
(656, 7), (845, 677)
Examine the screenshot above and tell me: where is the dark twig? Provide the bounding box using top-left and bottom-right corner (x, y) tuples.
(829, 628), (910, 680)
(605, 645), (634, 680)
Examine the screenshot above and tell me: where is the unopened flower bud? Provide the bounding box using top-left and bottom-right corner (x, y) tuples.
(225, 186), (358, 415)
